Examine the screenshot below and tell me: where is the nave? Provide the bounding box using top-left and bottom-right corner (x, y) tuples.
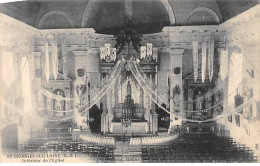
(19, 122), (258, 163)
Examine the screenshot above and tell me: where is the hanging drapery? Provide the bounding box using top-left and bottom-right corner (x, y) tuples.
(51, 41), (58, 80)
(219, 50), (229, 80)
(45, 42), (50, 82)
(61, 41), (67, 77)
(2, 52), (14, 87)
(140, 46), (146, 60)
(201, 42), (207, 83)
(208, 40), (214, 82)
(100, 47), (105, 60)
(232, 53), (243, 90)
(192, 41), (199, 82)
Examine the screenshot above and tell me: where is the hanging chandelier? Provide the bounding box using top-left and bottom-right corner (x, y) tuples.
(114, 17), (142, 59)
(100, 17), (158, 62)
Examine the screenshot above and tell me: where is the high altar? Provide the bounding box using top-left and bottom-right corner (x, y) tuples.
(100, 52), (159, 134)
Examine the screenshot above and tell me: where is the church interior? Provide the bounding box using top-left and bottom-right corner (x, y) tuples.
(0, 0), (260, 163)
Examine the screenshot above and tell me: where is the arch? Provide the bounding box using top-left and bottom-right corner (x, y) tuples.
(160, 0), (176, 25)
(183, 7), (221, 25)
(81, 0), (176, 27)
(81, 0), (96, 27)
(38, 11), (75, 28)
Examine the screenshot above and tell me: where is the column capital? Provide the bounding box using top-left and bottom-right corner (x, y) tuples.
(160, 47), (185, 55)
(169, 48), (185, 55)
(72, 50), (86, 57)
(87, 47), (99, 54)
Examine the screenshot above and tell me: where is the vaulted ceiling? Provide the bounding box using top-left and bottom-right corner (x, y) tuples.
(0, 0), (258, 34)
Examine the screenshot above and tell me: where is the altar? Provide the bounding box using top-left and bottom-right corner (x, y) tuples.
(110, 122), (147, 134)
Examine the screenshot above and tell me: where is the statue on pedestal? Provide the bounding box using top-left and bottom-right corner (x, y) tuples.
(75, 69), (87, 107)
(76, 83), (86, 106)
(55, 91), (63, 111)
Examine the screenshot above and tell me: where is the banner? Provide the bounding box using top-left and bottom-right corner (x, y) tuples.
(105, 44), (111, 57)
(147, 43), (153, 60)
(111, 48), (117, 61)
(62, 41), (67, 77)
(219, 50), (229, 80)
(208, 40), (214, 82)
(201, 42), (207, 83)
(51, 41), (58, 80)
(45, 42), (50, 82)
(192, 41), (199, 82)
(100, 47), (105, 60)
(140, 46), (146, 59)
(152, 47), (158, 61)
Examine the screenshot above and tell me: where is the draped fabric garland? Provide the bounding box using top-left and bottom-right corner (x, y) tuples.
(208, 40), (214, 82)
(39, 60), (123, 117)
(201, 42), (207, 83)
(134, 62), (170, 105)
(45, 42), (50, 82)
(2, 89), (253, 123)
(40, 60), (121, 102)
(192, 41), (199, 82)
(51, 41), (58, 80)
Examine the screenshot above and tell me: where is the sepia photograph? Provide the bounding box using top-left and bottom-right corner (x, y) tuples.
(0, 0), (259, 163)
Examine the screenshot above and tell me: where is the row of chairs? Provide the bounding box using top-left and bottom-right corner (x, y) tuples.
(20, 141), (116, 162)
(141, 133), (258, 163)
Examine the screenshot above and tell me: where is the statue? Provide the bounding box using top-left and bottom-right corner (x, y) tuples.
(195, 91), (203, 112)
(173, 85), (181, 110)
(55, 91), (63, 111)
(127, 81), (132, 96)
(76, 79), (86, 106)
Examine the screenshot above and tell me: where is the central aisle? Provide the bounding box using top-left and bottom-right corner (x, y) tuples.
(114, 139), (142, 162)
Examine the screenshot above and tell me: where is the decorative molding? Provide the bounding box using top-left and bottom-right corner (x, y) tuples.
(182, 7), (221, 25)
(38, 11), (75, 28)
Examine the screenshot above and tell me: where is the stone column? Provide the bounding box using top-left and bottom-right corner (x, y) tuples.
(150, 74), (155, 112)
(72, 51), (87, 129)
(62, 44), (67, 78)
(187, 88), (193, 119)
(140, 87), (144, 108)
(168, 48), (184, 133)
(144, 74), (151, 133)
(115, 80), (119, 108)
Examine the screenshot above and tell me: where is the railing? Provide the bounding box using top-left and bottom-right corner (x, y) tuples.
(79, 133), (116, 146)
(130, 134), (179, 146)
